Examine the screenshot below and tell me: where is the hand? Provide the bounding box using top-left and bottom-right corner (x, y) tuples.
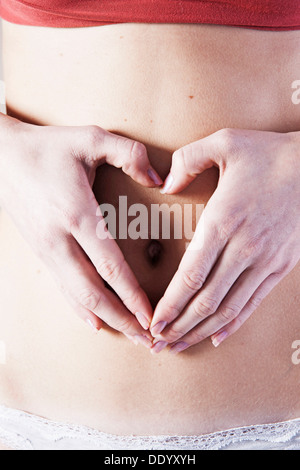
(0, 115), (163, 346)
(150, 128), (300, 354)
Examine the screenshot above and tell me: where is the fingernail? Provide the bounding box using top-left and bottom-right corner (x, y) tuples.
(86, 319), (100, 333)
(135, 312), (150, 330)
(211, 331), (228, 348)
(134, 335), (153, 349)
(151, 321), (168, 336)
(147, 168), (163, 186)
(169, 342), (189, 355)
(151, 341), (168, 355)
(160, 174), (174, 194)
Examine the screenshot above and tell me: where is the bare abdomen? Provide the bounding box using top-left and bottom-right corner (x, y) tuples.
(0, 21), (299, 435)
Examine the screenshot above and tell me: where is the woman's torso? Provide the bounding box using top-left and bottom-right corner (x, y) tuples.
(0, 20), (300, 436)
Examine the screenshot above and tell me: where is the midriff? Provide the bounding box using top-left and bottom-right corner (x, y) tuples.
(0, 20), (300, 436)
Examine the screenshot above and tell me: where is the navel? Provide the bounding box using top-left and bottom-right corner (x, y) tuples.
(146, 240), (163, 266)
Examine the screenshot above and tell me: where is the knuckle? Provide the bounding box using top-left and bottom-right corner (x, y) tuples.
(40, 232), (56, 252)
(248, 295), (263, 309)
(97, 256), (124, 285)
(219, 303), (241, 322)
(65, 211), (82, 232)
(86, 125), (103, 146)
(193, 296), (218, 320)
(188, 330), (206, 345)
(216, 214), (240, 241)
(277, 260), (295, 276)
(216, 128), (239, 152)
(37, 228), (60, 258)
(130, 140), (147, 160)
(217, 223), (232, 242)
(173, 145), (191, 173)
(162, 325), (185, 343)
(117, 140), (147, 175)
(114, 316), (134, 334)
(173, 146), (185, 163)
(122, 287), (143, 310)
(61, 204), (85, 233)
(237, 237), (264, 261)
(77, 288), (102, 311)
(181, 269), (206, 292)
(159, 303), (181, 325)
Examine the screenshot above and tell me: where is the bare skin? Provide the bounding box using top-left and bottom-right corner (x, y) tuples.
(0, 114), (159, 342)
(151, 129), (300, 352)
(0, 21), (299, 441)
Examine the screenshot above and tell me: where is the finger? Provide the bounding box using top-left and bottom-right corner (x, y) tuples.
(80, 126), (163, 187)
(160, 129), (227, 195)
(52, 266), (103, 332)
(154, 240), (250, 344)
(150, 206), (228, 336)
(211, 272), (283, 347)
(48, 235), (153, 345)
(167, 268), (275, 354)
(70, 196), (153, 329)
(63, 288), (103, 333)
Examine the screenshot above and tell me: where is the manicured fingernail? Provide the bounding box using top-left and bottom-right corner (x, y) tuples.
(135, 335), (153, 349)
(160, 174), (174, 194)
(212, 331), (228, 348)
(151, 341), (168, 355)
(135, 312), (150, 330)
(169, 342), (189, 355)
(151, 321), (168, 336)
(147, 168), (163, 186)
(86, 319), (100, 333)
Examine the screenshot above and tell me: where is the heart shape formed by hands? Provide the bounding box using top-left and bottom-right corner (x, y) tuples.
(4, 118), (298, 355)
(144, 128), (300, 354)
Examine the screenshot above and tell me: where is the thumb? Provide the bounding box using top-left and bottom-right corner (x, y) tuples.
(160, 131), (224, 194)
(96, 128), (163, 188)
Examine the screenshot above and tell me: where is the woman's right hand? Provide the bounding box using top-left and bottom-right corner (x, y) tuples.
(0, 114), (162, 347)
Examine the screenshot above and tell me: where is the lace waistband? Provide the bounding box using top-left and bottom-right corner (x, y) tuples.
(0, 405), (300, 450)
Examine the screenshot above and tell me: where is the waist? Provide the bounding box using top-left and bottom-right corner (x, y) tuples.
(0, 21), (300, 436)
(3, 21), (300, 134)
(0, 212), (299, 435)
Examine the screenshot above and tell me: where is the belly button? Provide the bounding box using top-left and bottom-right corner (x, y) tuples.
(146, 240), (163, 267)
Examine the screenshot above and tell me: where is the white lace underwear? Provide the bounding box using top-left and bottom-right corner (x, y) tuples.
(0, 405), (300, 450)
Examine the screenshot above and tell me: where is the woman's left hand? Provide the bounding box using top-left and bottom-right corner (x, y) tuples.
(150, 128), (300, 354)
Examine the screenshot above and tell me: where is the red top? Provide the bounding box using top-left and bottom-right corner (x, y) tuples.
(0, 0), (299, 30)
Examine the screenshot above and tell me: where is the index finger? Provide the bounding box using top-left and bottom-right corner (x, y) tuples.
(50, 234), (153, 345)
(70, 195), (153, 330)
(150, 209), (228, 336)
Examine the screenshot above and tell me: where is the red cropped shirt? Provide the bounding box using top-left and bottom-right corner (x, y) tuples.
(0, 0), (299, 30)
